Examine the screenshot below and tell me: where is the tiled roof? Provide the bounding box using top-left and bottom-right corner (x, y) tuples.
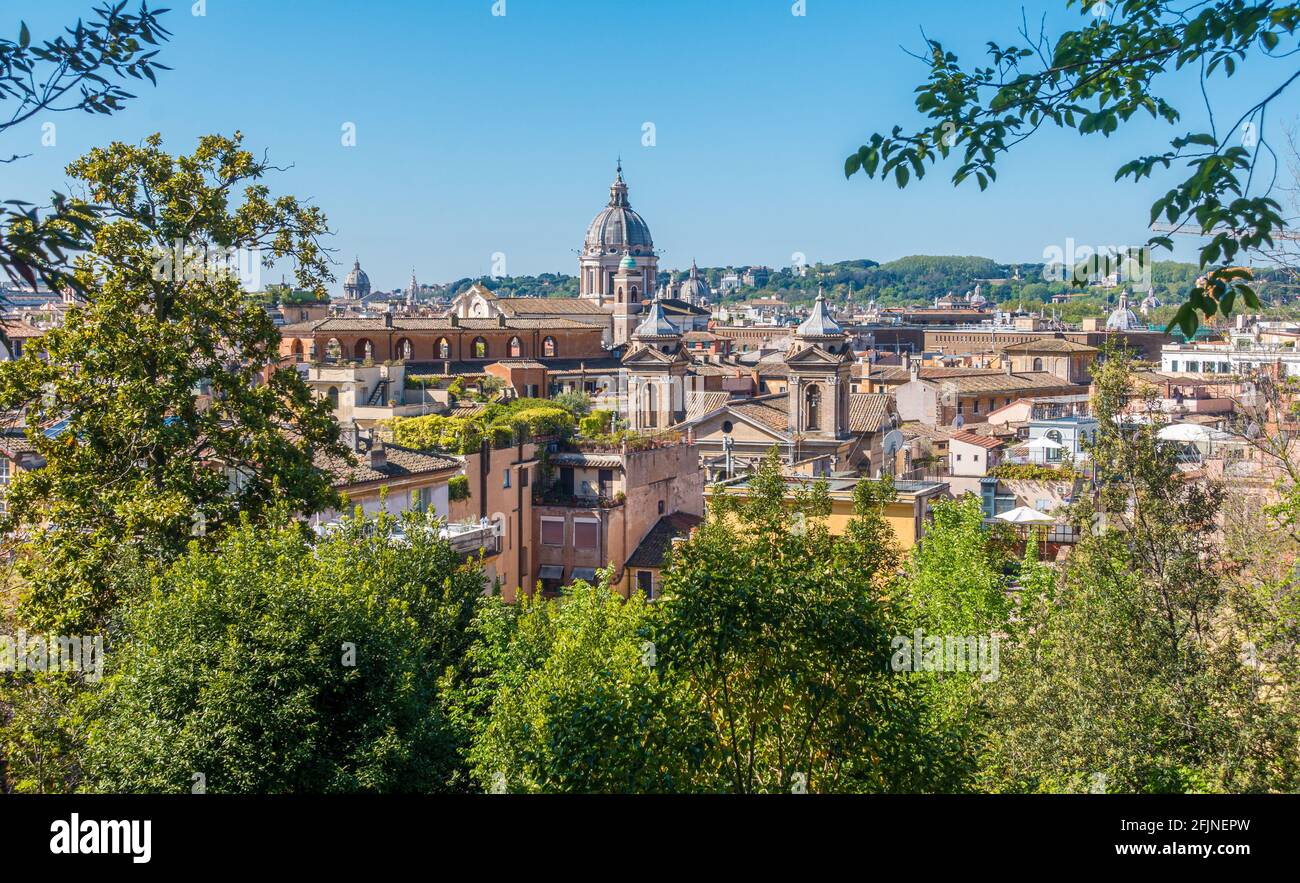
(625, 512), (703, 569)
(686, 391), (731, 422)
(0, 432), (37, 457)
(1, 321), (44, 339)
(550, 452), (624, 469)
(753, 359), (789, 377)
(316, 444), (460, 486)
(656, 298), (711, 317)
(948, 430), (1006, 450)
(729, 396), (790, 434)
(489, 359), (548, 370)
(1000, 338), (1099, 353)
(930, 371), (1081, 395)
(849, 393), (892, 433)
(494, 298), (610, 316)
(902, 423), (954, 442)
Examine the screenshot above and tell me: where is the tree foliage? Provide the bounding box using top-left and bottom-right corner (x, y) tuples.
(846, 0), (1300, 334)
(0, 2), (171, 295)
(0, 133), (345, 632)
(79, 510), (487, 794)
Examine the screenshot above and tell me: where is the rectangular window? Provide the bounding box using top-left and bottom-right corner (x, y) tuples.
(541, 518), (564, 546)
(503, 468), (511, 489)
(637, 570), (654, 600)
(574, 519), (599, 550)
(521, 467), (529, 487)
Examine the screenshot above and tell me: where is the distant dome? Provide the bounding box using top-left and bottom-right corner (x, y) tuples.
(344, 257), (371, 299)
(1106, 288), (1142, 331)
(585, 163), (654, 256)
(678, 260), (709, 300)
(619, 255), (637, 270)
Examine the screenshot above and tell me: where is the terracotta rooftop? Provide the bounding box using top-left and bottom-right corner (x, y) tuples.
(850, 393), (892, 433)
(1000, 338), (1099, 353)
(625, 512), (704, 569)
(316, 444), (460, 486)
(948, 430), (1006, 451)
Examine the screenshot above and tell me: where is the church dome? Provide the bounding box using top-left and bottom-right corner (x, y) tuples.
(344, 257), (371, 298)
(797, 292), (844, 338)
(1106, 288), (1142, 331)
(619, 255), (638, 270)
(678, 260), (709, 300)
(585, 163), (654, 255)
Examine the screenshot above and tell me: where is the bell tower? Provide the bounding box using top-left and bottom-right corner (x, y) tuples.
(785, 292), (852, 440)
(622, 301), (688, 432)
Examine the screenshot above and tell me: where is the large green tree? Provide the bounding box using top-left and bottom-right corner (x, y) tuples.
(464, 576), (712, 793)
(0, 132), (346, 632)
(845, 0), (1300, 334)
(79, 510), (486, 794)
(656, 452), (971, 793)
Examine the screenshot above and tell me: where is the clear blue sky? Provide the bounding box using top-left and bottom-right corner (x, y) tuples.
(8, 0), (1298, 291)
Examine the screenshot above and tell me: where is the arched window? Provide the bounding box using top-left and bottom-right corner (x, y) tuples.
(472, 337), (488, 359)
(326, 386), (339, 409)
(397, 338), (414, 361)
(291, 339), (304, 361)
(326, 338), (343, 362)
(1032, 357), (1044, 371)
(630, 286), (639, 303)
(542, 336), (556, 358)
(438, 338), (451, 360)
(357, 339), (375, 362)
(805, 386), (821, 431)
(508, 336), (522, 358)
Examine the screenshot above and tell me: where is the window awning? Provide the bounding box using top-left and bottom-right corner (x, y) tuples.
(537, 565), (564, 581)
(570, 567), (599, 583)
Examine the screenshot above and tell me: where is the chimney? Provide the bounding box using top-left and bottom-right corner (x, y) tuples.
(369, 442), (387, 470)
(1004, 359), (1014, 376)
(449, 314), (459, 327)
(384, 312), (393, 328)
(497, 314), (506, 327)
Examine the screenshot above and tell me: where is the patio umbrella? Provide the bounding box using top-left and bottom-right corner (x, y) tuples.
(995, 506), (1056, 525)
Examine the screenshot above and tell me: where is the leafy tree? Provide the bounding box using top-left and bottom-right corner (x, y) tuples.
(845, 0), (1299, 333)
(1, 2), (171, 295)
(657, 451), (970, 792)
(79, 509), (486, 793)
(551, 390), (592, 419)
(0, 133), (346, 632)
(464, 577), (711, 793)
(980, 351), (1298, 792)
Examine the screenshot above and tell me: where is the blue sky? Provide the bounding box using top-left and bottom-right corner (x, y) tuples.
(7, 0), (1298, 290)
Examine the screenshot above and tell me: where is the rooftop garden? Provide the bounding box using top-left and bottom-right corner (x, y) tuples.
(388, 396), (577, 454)
(988, 463), (1079, 482)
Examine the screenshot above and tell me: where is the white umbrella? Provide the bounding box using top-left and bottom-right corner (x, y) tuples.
(1023, 437), (1064, 450)
(1157, 423), (1230, 443)
(996, 506), (1056, 525)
